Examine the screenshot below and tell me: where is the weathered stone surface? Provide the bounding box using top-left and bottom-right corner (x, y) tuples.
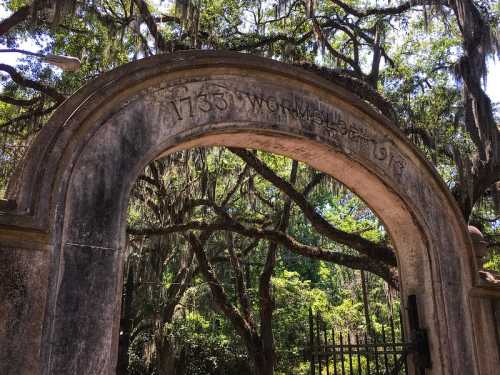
(0, 246), (49, 375)
(0, 51), (498, 374)
(48, 244), (122, 373)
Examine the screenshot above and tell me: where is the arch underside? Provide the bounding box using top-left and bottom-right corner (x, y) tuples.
(1, 52), (497, 375)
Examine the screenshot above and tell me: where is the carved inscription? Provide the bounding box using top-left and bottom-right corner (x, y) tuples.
(230, 90), (406, 179)
(169, 92), (229, 119)
(141, 80), (407, 179)
(145, 83), (232, 121)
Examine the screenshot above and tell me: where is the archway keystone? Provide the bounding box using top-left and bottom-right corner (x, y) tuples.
(0, 51), (499, 375)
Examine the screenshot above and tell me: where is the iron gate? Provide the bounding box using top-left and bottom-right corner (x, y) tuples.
(305, 295), (431, 375)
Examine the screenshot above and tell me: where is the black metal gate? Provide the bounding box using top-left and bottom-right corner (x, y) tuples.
(305, 295), (431, 375)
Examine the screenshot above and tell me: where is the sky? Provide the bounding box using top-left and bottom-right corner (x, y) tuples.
(487, 60), (500, 104)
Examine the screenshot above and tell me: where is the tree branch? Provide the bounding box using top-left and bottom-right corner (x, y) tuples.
(259, 160), (298, 366)
(227, 232), (254, 324)
(133, 0), (170, 52)
(303, 172), (325, 197)
(128, 219), (396, 285)
(187, 232), (257, 347)
(0, 48), (44, 57)
(312, 16), (363, 76)
(0, 5), (30, 37)
(229, 148), (397, 267)
(221, 164), (249, 207)
(0, 95), (40, 107)
(161, 249), (195, 324)
(0, 103), (58, 131)
(0, 64), (65, 103)
(331, 0), (432, 18)
(229, 31), (313, 52)
(297, 63), (399, 124)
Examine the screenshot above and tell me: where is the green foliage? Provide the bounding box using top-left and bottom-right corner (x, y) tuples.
(168, 311), (252, 375)
(122, 144), (403, 373)
(484, 250), (500, 272)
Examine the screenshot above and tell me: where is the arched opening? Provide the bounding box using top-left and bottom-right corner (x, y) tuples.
(121, 145), (408, 375)
(0, 51), (497, 375)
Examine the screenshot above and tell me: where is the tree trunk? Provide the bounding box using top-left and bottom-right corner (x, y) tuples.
(250, 348), (274, 375)
(360, 270), (373, 338)
(156, 259), (195, 375)
(158, 339), (176, 375)
(157, 339), (187, 375)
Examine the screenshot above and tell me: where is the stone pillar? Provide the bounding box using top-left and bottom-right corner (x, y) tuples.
(467, 225), (500, 374)
(0, 226), (51, 375)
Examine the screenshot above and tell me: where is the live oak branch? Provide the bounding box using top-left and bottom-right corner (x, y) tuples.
(128, 149), (398, 287)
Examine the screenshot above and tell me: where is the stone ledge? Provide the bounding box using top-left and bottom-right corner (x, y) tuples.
(0, 225), (50, 251)
(469, 285), (500, 299)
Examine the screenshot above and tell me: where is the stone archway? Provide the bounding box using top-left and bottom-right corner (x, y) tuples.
(0, 51), (499, 375)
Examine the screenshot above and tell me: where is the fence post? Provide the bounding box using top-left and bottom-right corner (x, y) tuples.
(324, 322), (330, 375)
(309, 307), (315, 375)
(317, 311), (322, 375)
(365, 332), (371, 374)
(355, 334), (361, 375)
(332, 327), (338, 375)
(340, 332), (345, 375)
(382, 325), (390, 373)
(348, 332), (354, 374)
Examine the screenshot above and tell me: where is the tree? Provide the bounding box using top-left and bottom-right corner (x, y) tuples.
(125, 147), (398, 374)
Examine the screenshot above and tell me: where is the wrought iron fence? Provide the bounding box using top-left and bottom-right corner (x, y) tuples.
(305, 308), (411, 375)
